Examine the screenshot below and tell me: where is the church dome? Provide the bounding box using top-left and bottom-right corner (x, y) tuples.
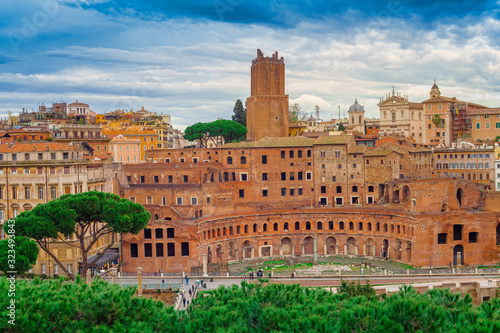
(349, 99), (364, 112)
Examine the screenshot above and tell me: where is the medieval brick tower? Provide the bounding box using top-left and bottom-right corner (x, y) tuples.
(246, 49), (289, 141)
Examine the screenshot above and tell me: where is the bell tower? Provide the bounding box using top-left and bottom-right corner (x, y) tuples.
(246, 49), (289, 141)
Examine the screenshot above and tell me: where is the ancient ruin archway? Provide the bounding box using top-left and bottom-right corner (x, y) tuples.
(406, 242), (412, 262)
(326, 237), (336, 254)
(456, 188), (464, 207)
(402, 185), (410, 202)
(207, 246), (212, 263)
(347, 237), (357, 255)
(228, 242), (236, 260)
(382, 239), (389, 258)
(365, 238), (375, 257)
(394, 240), (402, 260)
(453, 244), (464, 266)
(392, 185), (400, 203)
(304, 236), (314, 255)
(216, 244), (223, 262)
(281, 237), (292, 255)
(243, 240), (253, 259)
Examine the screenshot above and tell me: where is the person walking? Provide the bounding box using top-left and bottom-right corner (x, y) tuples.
(185, 275), (189, 285)
(182, 297), (186, 307)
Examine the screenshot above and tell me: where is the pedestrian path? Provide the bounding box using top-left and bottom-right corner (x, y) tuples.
(177, 280), (201, 311)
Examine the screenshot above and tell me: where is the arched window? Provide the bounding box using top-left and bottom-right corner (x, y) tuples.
(358, 222), (363, 230)
(383, 223), (388, 232)
(328, 221), (334, 230)
(244, 225), (248, 233)
(367, 222), (372, 231)
(223, 227), (226, 236)
(397, 225), (400, 233)
(253, 223), (257, 232)
(237, 226), (241, 234)
(203, 230), (206, 240)
(352, 116), (354, 124)
(376, 222), (380, 231)
(317, 221), (323, 230)
(229, 226), (233, 235)
(232, 172), (236, 181)
(339, 221), (344, 230)
(392, 113), (396, 122)
(306, 222), (311, 230)
(263, 223), (267, 232)
(391, 224), (394, 233)
(349, 222), (354, 230)
(295, 222), (300, 230)
(223, 172), (229, 181)
(227, 156), (232, 164)
(284, 222), (289, 230)
(335, 150), (340, 158)
(359, 115), (361, 124)
(273, 223), (278, 231)
(217, 228), (220, 237)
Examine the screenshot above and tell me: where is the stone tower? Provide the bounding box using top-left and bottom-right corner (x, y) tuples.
(430, 80), (441, 98)
(347, 98), (366, 134)
(246, 49), (289, 141)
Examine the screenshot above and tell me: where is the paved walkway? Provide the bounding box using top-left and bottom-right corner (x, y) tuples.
(177, 280), (202, 311)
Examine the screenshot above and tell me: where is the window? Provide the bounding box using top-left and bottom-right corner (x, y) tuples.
(168, 175), (173, 183)
(38, 153), (43, 160)
(281, 151), (285, 158)
(144, 228), (152, 239)
(335, 197), (343, 206)
(240, 156), (246, 164)
(262, 189), (268, 197)
(469, 232), (478, 243)
(321, 186), (326, 194)
(437, 233), (447, 244)
(12, 154), (16, 161)
(281, 188), (286, 196)
(320, 150), (326, 157)
(24, 153), (29, 161)
(352, 186), (358, 192)
(298, 188), (303, 195)
(289, 150), (294, 158)
(11, 187), (17, 199)
(144, 243), (152, 257)
(476, 123), (480, 129)
(38, 187), (44, 199)
(298, 172), (303, 180)
(167, 243), (175, 257)
(181, 242), (190, 256)
(227, 156), (233, 164)
(24, 187), (30, 199)
(140, 176), (145, 183)
(295, 222), (300, 230)
(262, 155), (267, 164)
(262, 173), (268, 181)
(183, 175), (188, 183)
(51, 187), (57, 199)
(240, 173), (248, 181)
(298, 150), (302, 158)
(453, 225), (463, 241)
(176, 197), (183, 205)
(156, 243), (164, 257)
(239, 189), (244, 198)
(281, 172), (286, 181)
(167, 228), (174, 238)
(306, 172), (312, 180)
(336, 186), (342, 193)
(290, 188), (295, 196)
(289, 172), (295, 181)
(339, 221), (344, 230)
(307, 150), (312, 157)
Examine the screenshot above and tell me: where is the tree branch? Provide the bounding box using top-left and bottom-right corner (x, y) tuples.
(56, 236), (81, 248)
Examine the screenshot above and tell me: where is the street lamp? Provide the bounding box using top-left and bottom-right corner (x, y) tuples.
(429, 255), (432, 270)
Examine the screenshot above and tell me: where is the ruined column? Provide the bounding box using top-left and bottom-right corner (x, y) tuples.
(251, 247), (254, 259)
(323, 244), (327, 255)
(202, 254), (208, 277)
(313, 235), (318, 264)
(301, 243), (305, 255)
(111, 267), (117, 284)
(355, 245), (358, 255)
(279, 245), (283, 256)
(343, 244), (347, 255)
(137, 267), (143, 297)
(363, 245), (366, 256)
(291, 244), (295, 255)
(335, 244), (339, 255)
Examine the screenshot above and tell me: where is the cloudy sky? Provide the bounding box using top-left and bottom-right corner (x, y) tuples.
(1, 0), (500, 130)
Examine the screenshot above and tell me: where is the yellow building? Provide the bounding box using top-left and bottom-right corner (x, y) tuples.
(102, 126), (158, 162)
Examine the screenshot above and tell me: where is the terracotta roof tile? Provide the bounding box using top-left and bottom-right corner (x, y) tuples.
(0, 142), (81, 153)
(314, 135), (353, 145)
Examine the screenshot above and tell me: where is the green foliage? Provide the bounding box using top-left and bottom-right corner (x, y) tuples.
(2, 279), (499, 332)
(495, 135), (500, 142)
(432, 114), (443, 128)
(183, 120), (247, 147)
(336, 279), (376, 298)
(0, 236), (39, 275)
(337, 122), (345, 131)
(231, 99), (246, 127)
(289, 103), (307, 122)
(0, 276), (181, 333)
(8, 191), (150, 279)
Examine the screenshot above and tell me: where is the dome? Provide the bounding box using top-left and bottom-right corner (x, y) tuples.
(349, 98), (364, 112)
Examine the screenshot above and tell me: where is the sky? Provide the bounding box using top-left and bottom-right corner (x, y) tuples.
(1, 0), (500, 130)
